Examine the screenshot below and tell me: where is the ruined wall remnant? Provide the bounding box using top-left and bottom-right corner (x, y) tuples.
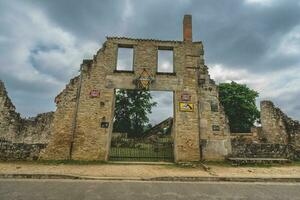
(229, 101), (300, 160)
(18, 112), (54, 144)
(40, 15), (232, 162)
(261, 100), (300, 148)
(0, 80), (54, 160)
(0, 80), (22, 142)
(40, 76), (80, 160)
(198, 65), (232, 160)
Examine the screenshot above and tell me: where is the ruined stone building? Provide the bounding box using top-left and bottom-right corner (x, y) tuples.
(0, 15), (299, 162)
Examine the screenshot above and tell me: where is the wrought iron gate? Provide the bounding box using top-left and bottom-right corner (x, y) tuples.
(109, 135), (174, 161)
(109, 117), (174, 161)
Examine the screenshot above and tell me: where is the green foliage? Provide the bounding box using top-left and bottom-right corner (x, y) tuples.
(113, 89), (157, 137)
(113, 89), (132, 134)
(218, 81), (260, 133)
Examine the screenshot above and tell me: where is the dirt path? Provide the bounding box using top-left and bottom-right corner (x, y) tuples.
(1, 162), (300, 178)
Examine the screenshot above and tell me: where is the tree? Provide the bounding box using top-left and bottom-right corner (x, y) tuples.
(113, 89), (157, 137)
(218, 81), (260, 133)
(113, 89), (132, 134)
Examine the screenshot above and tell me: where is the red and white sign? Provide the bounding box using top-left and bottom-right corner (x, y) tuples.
(90, 90), (100, 97)
(180, 92), (191, 102)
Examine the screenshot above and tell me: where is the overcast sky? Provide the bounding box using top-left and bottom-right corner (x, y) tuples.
(0, 0), (300, 123)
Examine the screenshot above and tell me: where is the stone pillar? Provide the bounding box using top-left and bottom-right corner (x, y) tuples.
(183, 15), (192, 42)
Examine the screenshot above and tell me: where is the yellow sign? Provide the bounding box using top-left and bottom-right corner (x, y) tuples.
(179, 102), (194, 112)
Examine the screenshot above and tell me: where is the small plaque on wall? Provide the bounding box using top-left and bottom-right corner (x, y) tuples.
(180, 92), (191, 102)
(90, 90), (100, 97)
(179, 102), (194, 112)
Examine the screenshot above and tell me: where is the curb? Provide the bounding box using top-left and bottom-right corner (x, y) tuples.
(148, 176), (300, 183)
(1, 174), (300, 183)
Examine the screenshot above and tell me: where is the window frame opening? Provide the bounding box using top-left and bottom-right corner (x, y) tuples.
(115, 45), (134, 72)
(157, 47), (175, 75)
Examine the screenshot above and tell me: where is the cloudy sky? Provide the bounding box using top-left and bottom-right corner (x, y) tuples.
(0, 0), (300, 123)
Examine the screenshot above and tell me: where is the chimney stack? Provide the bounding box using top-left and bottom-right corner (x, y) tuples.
(183, 15), (192, 42)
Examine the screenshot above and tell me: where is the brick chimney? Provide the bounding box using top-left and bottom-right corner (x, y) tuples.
(183, 15), (192, 42)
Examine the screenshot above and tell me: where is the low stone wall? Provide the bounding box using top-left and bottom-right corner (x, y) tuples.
(0, 139), (47, 161)
(231, 138), (294, 159)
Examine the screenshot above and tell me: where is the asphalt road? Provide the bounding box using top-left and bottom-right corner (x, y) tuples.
(1, 179), (300, 200)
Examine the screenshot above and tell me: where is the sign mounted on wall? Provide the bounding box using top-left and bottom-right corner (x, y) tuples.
(180, 92), (191, 102)
(90, 90), (100, 97)
(135, 68), (154, 90)
(179, 102), (194, 112)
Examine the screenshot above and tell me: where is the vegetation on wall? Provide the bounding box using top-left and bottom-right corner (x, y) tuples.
(218, 81), (260, 133)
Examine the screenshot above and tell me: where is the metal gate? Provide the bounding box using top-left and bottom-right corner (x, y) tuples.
(109, 117), (174, 161)
(109, 135), (173, 161)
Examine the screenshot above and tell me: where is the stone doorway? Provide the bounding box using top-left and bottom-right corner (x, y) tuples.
(108, 89), (174, 161)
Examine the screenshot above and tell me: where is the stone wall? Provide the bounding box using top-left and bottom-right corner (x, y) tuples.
(0, 80), (54, 160)
(0, 139), (47, 161)
(231, 137), (294, 159)
(261, 101), (300, 148)
(229, 101), (300, 160)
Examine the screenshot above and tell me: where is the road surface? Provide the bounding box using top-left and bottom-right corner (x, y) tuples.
(1, 179), (300, 200)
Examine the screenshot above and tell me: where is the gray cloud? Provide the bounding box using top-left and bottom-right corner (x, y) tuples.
(0, 0), (300, 121)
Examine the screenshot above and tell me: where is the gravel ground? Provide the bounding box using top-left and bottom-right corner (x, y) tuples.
(0, 162), (300, 178)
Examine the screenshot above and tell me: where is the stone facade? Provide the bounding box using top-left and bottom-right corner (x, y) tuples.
(40, 15), (231, 162)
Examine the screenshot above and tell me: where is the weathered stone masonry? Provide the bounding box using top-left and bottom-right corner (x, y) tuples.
(261, 100), (300, 148)
(230, 101), (300, 160)
(0, 80), (53, 160)
(40, 15), (232, 162)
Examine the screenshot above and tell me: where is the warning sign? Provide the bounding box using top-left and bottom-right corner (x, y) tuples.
(179, 102), (194, 112)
